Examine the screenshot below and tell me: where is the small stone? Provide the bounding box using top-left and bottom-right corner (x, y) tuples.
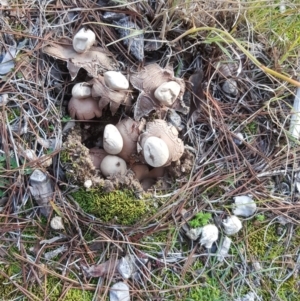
(117, 255), (135, 279)
(217, 236), (232, 262)
(50, 216), (64, 230)
(234, 292), (255, 301)
(84, 179), (92, 189)
(222, 78), (238, 95)
(110, 282), (130, 301)
(185, 227), (202, 241)
(233, 195), (256, 217)
(199, 224), (219, 249)
(233, 132), (244, 146)
(222, 215), (242, 235)
(0, 94), (8, 106)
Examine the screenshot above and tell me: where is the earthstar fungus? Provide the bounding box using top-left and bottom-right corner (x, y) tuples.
(138, 120), (184, 167)
(73, 28), (96, 54)
(130, 63), (186, 120)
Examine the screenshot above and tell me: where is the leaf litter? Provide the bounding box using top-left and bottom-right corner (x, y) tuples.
(0, 1), (300, 300)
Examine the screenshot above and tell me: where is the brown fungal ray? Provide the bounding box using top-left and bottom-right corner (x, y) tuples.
(116, 118), (143, 162)
(139, 120), (184, 166)
(131, 164), (149, 181)
(130, 64), (186, 120)
(68, 97), (102, 120)
(43, 41), (116, 79)
(91, 76), (130, 116)
(89, 148), (107, 168)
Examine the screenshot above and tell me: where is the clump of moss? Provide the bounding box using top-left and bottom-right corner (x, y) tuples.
(71, 188), (148, 225)
(246, 222), (284, 258)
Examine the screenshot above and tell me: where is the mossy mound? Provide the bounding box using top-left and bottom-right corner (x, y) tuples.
(71, 188), (148, 225)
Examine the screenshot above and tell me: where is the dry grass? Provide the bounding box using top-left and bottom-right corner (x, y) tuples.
(0, 0), (300, 300)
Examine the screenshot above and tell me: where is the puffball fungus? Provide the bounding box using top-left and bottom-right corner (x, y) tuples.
(103, 124), (123, 155)
(116, 118), (144, 162)
(222, 215), (242, 235)
(71, 82), (92, 99)
(233, 195), (257, 217)
(130, 63), (186, 120)
(139, 120), (184, 167)
(100, 155), (127, 177)
(154, 81), (181, 106)
(104, 71), (129, 90)
(68, 97), (102, 120)
(73, 28), (95, 53)
(199, 224), (219, 248)
(142, 136), (169, 167)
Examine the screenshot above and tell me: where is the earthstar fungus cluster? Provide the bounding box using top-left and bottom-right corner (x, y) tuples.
(43, 28), (189, 190)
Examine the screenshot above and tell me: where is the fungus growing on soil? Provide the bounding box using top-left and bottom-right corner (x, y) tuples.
(100, 155), (127, 177)
(104, 71), (129, 90)
(115, 118), (145, 162)
(91, 75), (131, 116)
(72, 28), (96, 54)
(71, 82), (92, 99)
(89, 148), (107, 168)
(103, 124), (123, 155)
(68, 96), (102, 120)
(138, 120), (184, 167)
(131, 164), (165, 190)
(130, 63), (186, 120)
(43, 39), (116, 79)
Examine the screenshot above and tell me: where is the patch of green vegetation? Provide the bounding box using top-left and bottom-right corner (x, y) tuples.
(71, 188), (148, 225)
(255, 213), (266, 222)
(189, 212), (212, 228)
(246, 1), (300, 64)
(246, 222), (284, 258)
(63, 288), (94, 300)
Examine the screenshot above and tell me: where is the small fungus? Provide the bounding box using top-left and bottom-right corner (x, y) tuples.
(154, 81), (181, 106)
(115, 118), (144, 162)
(71, 82), (92, 99)
(130, 63), (186, 120)
(68, 96), (102, 120)
(103, 124), (124, 155)
(91, 75), (131, 116)
(104, 71), (129, 90)
(89, 148), (107, 168)
(73, 28), (96, 53)
(100, 155), (127, 177)
(138, 120), (184, 167)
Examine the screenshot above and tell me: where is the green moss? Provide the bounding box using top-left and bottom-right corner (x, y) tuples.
(246, 222), (284, 258)
(71, 188), (147, 225)
(63, 288), (94, 300)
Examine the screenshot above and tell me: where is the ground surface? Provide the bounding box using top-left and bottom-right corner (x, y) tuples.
(0, 1), (300, 300)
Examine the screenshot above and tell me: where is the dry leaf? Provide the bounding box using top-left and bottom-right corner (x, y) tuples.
(130, 64), (186, 120)
(91, 76), (131, 116)
(43, 41), (116, 79)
